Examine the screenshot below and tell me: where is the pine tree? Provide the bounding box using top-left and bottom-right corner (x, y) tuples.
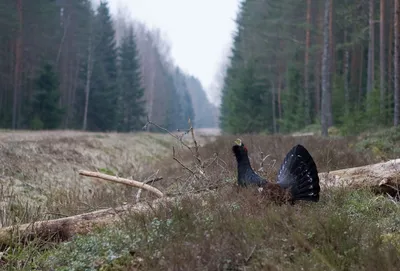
(30, 63), (64, 130)
(87, 1), (118, 131)
(117, 26), (146, 132)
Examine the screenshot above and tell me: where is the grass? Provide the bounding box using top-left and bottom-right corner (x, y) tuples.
(4, 189), (400, 270)
(0, 130), (193, 227)
(0, 128), (399, 270)
(355, 126), (400, 160)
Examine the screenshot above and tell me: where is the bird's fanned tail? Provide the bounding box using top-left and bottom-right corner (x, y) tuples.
(276, 144), (320, 202)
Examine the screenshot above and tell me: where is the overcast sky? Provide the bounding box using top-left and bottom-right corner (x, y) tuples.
(92, 0), (240, 105)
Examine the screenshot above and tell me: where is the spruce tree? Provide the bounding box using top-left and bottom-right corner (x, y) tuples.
(224, 60), (271, 134)
(30, 63), (64, 130)
(88, 1), (118, 131)
(117, 26), (146, 132)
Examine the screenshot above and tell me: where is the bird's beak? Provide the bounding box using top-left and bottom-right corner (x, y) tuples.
(234, 138), (242, 146)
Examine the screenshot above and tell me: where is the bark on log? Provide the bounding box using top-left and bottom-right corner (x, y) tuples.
(319, 158), (400, 195)
(1, 159), (399, 247)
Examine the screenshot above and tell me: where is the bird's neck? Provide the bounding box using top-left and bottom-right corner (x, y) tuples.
(236, 154), (255, 182)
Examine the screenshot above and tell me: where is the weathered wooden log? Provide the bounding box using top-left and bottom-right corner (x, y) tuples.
(0, 196), (183, 247)
(319, 158), (400, 195)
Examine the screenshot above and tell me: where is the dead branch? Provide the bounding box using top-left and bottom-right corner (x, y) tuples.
(143, 116), (204, 168)
(143, 116), (193, 153)
(172, 147), (200, 179)
(135, 174), (164, 204)
(78, 170), (164, 198)
(188, 118), (202, 166)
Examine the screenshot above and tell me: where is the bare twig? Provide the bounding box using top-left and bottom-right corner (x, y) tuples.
(188, 118), (202, 166)
(204, 153), (219, 169)
(172, 147), (199, 179)
(135, 173), (164, 203)
(258, 151), (270, 173)
(143, 116), (204, 167)
(143, 116), (193, 153)
(79, 170), (164, 198)
(245, 245), (257, 264)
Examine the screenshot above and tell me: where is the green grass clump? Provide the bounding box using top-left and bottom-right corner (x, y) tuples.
(355, 126), (400, 159)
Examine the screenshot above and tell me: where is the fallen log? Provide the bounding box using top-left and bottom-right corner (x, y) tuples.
(1, 159), (399, 247)
(0, 196), (186, 248)
(319, 158), (400, 195)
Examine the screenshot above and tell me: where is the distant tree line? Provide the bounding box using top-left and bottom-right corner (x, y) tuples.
(0, 0), (219, 132)
(220, 0), (400, 136)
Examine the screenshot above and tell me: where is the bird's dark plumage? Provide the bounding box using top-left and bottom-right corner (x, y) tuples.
(232, 139), (320, 203)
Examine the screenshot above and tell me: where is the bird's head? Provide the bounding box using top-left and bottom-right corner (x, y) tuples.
(232, 138), (248, 158)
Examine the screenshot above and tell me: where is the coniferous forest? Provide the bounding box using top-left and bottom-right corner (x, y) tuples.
(2, 0), (400, 137)
(0, 0), (219, 132)
(220, 0), (400, 136)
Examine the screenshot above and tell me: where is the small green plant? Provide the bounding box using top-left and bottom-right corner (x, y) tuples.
(98, 168), (116, 175)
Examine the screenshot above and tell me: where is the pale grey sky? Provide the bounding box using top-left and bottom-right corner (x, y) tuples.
(93, 0), (240, 105)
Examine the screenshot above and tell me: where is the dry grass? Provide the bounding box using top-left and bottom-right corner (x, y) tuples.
(0, 129), (398, 270)
(0, 130), (209, 227)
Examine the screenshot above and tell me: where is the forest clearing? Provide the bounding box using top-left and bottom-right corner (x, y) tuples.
(0, 128), (400, 270)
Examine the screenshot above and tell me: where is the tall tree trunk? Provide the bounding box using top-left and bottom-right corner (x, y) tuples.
(270, 77), (277, 134)
(358, 46), (364, 107)
(389, 13), (393, 98)
(12, 0), (23, 129)
(328, 0), (334, 127)
(277, 71), (282, 123)
(350, 44), (357, 92)
(321, 0), (331, 136)
(146, 48), (156, 131)
(344, 30), (350, 115)
(277, 39), (285, 124)
(394, 0), (400, 126)
(367, 0), (375, 95)
(82, 25), (93, 131)
(304, 0), (312, 125)
(329, 0), (334, 74)
(380, 0), (386, 117)
(315, 5), (323, 117)
(56, 15), (70, 67)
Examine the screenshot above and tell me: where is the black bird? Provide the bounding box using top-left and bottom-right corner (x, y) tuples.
(232, 138), (320, 203)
